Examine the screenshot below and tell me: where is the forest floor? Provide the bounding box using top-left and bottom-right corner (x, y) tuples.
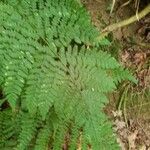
(82, 0), (150, 149)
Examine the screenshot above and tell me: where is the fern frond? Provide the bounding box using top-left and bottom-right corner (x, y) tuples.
(16, 112), (37, 150)
(34, 124), (52, 150)
(69, 125), (80, 150)
(79, 91), (119, 149)
(112, 67), (137, 84)
(0, 109), (19, 149)
(51, 121), (66, 150)
(0, 0), (136, 149)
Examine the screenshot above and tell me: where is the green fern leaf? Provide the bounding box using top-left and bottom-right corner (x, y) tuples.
(16, 113), (37, 150)
(0, 0), (136, 149)
(34, 124), (52, 150)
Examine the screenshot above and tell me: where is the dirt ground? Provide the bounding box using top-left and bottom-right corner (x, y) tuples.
(82, 0), (150, 149)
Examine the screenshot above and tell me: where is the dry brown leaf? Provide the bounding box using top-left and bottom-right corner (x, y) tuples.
(114, 119), (126, 130)
(128, 130), (138, 150)
(121, 51), (130, 63)
(112, 110), (122, 117)
(119, 128), (128, 138)
(134, 52), (146, 65)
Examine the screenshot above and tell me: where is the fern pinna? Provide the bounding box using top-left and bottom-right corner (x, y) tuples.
(0, 0), (136, 149)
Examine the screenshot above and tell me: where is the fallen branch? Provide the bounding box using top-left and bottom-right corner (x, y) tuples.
(97, 4), (150, 39)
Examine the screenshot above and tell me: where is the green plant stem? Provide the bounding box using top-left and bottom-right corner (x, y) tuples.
(97, 4), (150, 39)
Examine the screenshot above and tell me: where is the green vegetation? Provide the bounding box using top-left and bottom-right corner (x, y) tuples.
(0, 0), (136, 149)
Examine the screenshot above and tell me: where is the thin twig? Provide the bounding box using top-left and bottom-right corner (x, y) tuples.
(121, 0), (132, 8)
(110, 0), (116, 14)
